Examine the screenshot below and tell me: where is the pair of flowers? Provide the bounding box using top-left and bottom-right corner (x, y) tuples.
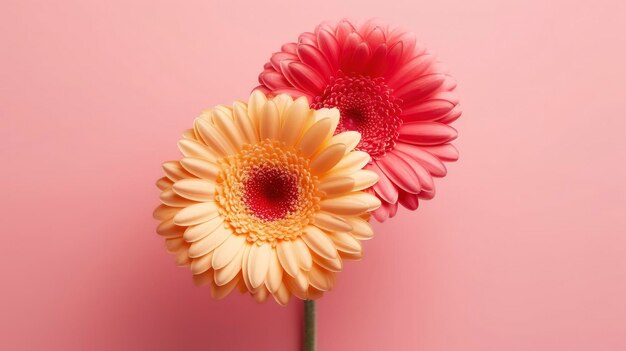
(154, 19), (461, 305)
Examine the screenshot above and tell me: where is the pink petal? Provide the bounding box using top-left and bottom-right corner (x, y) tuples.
(316, 29), (340, 70)
(402, 99), (456, 123)
(346, 42), (371, 73)
(376, 153), (421, 194)
(298, 32), (317, 46)
(340, 33), (361, 71)
(391, 150), (434, 191)
(336, 19), (357, 44)
(285, 62), (327, 94)
(271, 52), (298, 72)
(419, 144), (459, 162)
(393, 73), (446, 102)
(387, 54), (436, 88)
(438, 104), (462, 124)
(297, 44), (333, 79)
(371, 203), (389, 222)
(259, 71), (291, 90)
(398, 191), (419, 210)
(398, 122), (458, 146)
(364, 44), (388, 76)
(367, 162), (399, 204)
(281, 42), (298, 54)
(365, 26), (386, 48)
(388, 201), (399, 218)
(395, 143), (447, 177)
(418, 187), (435, 200)
(385, 41), (403, 77)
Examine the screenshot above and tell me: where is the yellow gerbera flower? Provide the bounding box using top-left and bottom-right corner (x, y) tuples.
(154, 91), (381, 304)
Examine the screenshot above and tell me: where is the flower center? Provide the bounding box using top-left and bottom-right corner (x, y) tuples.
(243, 166), (299, 221)
(311, 73), (402, 159)
(215, 140), (321, 245)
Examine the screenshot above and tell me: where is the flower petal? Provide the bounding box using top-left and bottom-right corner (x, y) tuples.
(298, 117), (332, 157)
(183, 216), (223, 242)
(162, 161), (194, 182)
(191, 251), (213, 275)
(276, 240), (300, 278)
(266, 249), (283, 293)
(345, 217), (374, 240)
(293, 238), (313, 271)
(214, 244), (245, 286)
(329, 232), (362, 255)
(173, 202), (219, 226)
(395, 143), (447, 177)
(248, 244), (272, 289)
(310, 143), (346, 175)
(376, 153), (421, 194)
(367, 163), (398, 204)
(172, 179), (215, 202)
(301, 226), (338, 260)
(313, 212), (353, 232)
(259, 100), (280, 141)
(179, 157), (220, 180)
(177, 139), (217, 162)
(398, 122), (458, 146)
(212, 234), (247, 270)
(194, 118), (235, 156)
(188, 225), (230, 258)
(233, 101), (258, 144)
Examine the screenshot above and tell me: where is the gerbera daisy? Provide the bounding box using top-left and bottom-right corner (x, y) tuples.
(154, 91), (381, 305)
(255, 19), (461, 221)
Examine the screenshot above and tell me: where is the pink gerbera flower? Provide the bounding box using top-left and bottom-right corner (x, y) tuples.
(255, 19), (461, 221)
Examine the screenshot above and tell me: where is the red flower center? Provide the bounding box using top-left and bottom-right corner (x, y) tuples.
(243, 166), (299, 221)
(311, 74), (402, 159)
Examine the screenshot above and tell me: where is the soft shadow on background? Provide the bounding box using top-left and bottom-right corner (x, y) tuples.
(1, 0), (625, 350)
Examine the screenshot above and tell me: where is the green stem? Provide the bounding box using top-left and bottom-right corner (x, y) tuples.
(304, 299), (316, 351)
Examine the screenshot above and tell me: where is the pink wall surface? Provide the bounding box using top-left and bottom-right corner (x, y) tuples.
(2, 0), (626, 350)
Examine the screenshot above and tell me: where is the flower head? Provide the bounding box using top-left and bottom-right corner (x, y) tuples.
(154, 91), (381, 304)
(256, 19), (461, 221)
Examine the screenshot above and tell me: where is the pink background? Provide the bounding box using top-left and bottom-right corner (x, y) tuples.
(2, 0), (626, 350)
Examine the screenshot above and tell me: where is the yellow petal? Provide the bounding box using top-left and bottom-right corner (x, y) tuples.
(179, 157), (220, 180)
(153, 204), (178, 221)
(172, 179), (215, 201)
(175, 246), (190, 266)
(252, 284), (270, 303)
(241, 243), (254, 292)
(272, 94), (293, 116)
(308, 264), (333, 291)
(311, 251), (343, 272)
(324, 151), (371, 177)
(214, 243), (245, 286)
(259, 101), (280, 140)
(276, 240), (299, 277)
(181, 129), (196, 140)
(301, 226), (338, 260)
(318, 176), (355, 196)
(160, 189), (197, 207)
(165, 237), (185, 253)
(156, 177), (173, 191)
(313, 108), (340, 140)
(266, 249), (283, 293)
(247, 244), (271, 289)
(328, 131), (361, 153)
(319, 195), (370, 216)
(212, 234), (247, 270)
(191, 251), (213, 275)
(194, 118), (235, 156)
(233, 101), (257, 144)
(293, 238), (313, 271)
(279, 96), (312, 145)
(298, 118), (332, 157)
(313, 212), (353, 232)
(248, 90), (267, 131)
(177, 139), (216, 162)
(183, 216), (223, 242)
(345, 217), (374, 240)
(188, 225), (230, 258)
(212, 109), (244, 151)
(210, 274), (240, 299)
(162, 161), (194, 181)
(329, 232), (362, 255)
(173, 201), (219, 226)
(272, 283), (291, 306)
(156, 218), (185, 238)
(351, 170), (379, 191)
(310, 143), (347, 175)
